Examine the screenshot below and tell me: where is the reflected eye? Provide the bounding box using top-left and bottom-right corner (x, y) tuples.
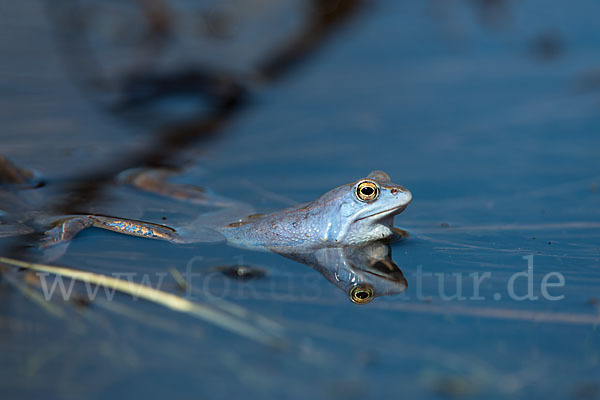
(356, 181), (379, 202)
(350, 284), (374, 304)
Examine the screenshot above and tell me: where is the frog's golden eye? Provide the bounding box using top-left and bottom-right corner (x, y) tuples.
(356, 181), (379, 202)
(350, 284), (374, 304)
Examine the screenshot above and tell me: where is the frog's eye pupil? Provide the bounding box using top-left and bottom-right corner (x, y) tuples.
(361, 187), (374, 196)
(350, 284), (374, 304)
(355, 291), (369, 299)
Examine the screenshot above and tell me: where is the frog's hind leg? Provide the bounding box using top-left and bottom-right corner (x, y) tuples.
(41, 214), (224, 261)
(40, 215), (178, 261)
(42, 215), (181, 246)
(88, 215), (225, 245)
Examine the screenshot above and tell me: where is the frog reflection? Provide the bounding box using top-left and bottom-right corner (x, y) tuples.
(280, 240), (408, 304)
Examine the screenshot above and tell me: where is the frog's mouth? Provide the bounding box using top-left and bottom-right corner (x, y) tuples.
(354, 204), (408, 222)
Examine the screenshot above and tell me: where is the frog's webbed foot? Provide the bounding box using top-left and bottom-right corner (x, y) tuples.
(39, 216), (93, 261)
(117, 167), (237, 208)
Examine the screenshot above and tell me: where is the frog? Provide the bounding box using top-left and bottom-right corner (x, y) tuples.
(1, 156), (412, 303)
(41, 169), (411, 251)
(217, 170), (412, 252)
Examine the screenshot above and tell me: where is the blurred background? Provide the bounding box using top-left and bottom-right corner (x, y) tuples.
(1, 0), (599, 399)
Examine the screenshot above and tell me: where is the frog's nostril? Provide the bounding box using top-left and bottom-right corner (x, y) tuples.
(391, 188), (398, 195)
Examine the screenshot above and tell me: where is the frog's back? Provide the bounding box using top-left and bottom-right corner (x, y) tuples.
(217, 201), (338, 251)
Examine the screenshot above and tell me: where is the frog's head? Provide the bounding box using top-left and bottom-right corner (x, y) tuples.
(332, 170), (412, 245)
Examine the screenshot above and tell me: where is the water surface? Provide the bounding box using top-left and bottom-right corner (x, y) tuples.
(1, 0), (599, 399)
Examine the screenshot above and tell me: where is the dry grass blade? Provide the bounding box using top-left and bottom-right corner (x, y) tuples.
(0, 257), (286, 346)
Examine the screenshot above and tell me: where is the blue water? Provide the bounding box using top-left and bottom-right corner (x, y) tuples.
(1, 0), (599, 399)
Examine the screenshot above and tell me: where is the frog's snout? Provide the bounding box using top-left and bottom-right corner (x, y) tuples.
(390, 186), (412, 206)
(402, 188), (412, 205)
